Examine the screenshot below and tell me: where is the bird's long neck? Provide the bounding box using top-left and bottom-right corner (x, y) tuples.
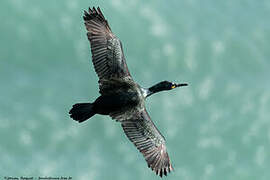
(144, 83), (166, 98)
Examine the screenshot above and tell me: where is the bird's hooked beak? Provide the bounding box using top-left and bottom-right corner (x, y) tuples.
(171, 83), (188, 89)
(176, 83), (188, 87)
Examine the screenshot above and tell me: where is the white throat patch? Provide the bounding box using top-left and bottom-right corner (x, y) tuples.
(141, 88), (149, 98)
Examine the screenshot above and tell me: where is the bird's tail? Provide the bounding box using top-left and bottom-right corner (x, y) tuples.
(69, 103), (95, 123)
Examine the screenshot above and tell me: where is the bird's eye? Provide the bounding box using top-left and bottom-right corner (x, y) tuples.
(171, 84), (176, 89)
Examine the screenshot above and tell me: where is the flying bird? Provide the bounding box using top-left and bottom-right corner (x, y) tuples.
(69, 7), (188, 177)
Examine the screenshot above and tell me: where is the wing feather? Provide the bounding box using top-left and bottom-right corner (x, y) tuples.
(83, 7), (132, 83)
(121, 109), (173, 177)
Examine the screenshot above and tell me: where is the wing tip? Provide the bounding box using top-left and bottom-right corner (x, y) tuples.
(156, 162), (174, 178)
(83, 6), (112, 32)
(156, 164), (174, 178)
(143, 144), (173, 177)
(83, 6), (106, 22)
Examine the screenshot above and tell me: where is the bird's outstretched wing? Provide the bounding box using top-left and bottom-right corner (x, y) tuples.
(119, 108), (173, 177)
(83, 7), (132, 81)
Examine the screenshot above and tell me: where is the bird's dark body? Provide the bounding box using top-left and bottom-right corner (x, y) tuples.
(93, 91), (139, 115)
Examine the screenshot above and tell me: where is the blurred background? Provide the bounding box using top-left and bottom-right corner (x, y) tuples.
(1, 0), (270, 179)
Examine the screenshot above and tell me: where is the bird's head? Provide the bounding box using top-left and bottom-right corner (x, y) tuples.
(158, 81), (188, 91)
(149, 81), (188, 94)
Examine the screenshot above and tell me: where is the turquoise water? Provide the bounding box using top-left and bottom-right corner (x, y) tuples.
(1, 0), (270, 179)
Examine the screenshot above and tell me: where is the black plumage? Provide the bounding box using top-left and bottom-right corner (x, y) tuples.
(69, 7), (188, 177)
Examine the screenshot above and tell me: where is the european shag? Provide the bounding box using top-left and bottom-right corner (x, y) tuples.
(69, 7), (188, 177)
